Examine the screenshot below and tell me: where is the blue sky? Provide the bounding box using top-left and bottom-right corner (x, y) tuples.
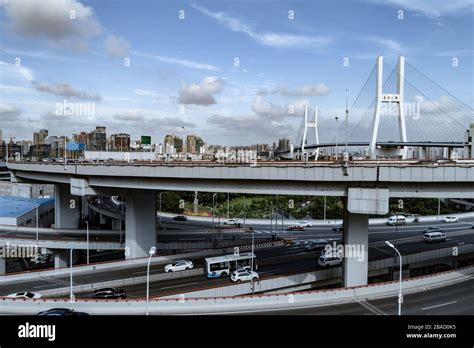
(0, 0), (473, 145)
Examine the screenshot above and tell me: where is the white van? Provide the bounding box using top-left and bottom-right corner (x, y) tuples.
(318, 253), (343, 267)
(424, 232), (446, 243)
(386, 215), (406, 226)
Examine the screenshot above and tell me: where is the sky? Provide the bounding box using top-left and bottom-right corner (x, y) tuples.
(0, 0), (473, 146)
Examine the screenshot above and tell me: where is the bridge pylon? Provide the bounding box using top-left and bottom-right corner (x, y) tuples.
(301, 105), (320, 161)
(369, 55), (407, 160)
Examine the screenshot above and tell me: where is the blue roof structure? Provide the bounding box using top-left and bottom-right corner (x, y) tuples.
(0, 196), (55, 218)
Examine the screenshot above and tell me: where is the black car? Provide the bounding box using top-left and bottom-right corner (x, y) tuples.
(423, 226), (442, 234)
(305, 239), (329, 252)
(332, 225), (343, 232)
(173, 215), (187, 222)
(37, 308), (89, 316)
(93, 288), (127, 299)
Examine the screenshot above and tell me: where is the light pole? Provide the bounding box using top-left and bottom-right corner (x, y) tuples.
(158, 192), (164, 227)
(35, 204), (39, 241)
(323, 196), (327, 221)
(335, 116), (339, 160)
(250, 225), (255, 295)
(345, 89), (349, 155)
(385, 241), (403, 316)
(212, 194), (217, 226)
(86, 220), (89, 264)
(146, 246), (156, 316)
(227, 192), (230, 219)
(69, 248), (74, 302)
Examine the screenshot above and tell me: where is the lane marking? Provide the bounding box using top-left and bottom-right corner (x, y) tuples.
(422, 300), (458, 311)
(161, 282), (199, 290)
(357, 300), (386, 315)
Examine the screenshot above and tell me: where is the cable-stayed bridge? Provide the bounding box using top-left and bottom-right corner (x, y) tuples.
(283, 56), (473, 160)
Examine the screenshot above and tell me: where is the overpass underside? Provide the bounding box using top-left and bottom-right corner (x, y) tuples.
(7, 162), (474, 287)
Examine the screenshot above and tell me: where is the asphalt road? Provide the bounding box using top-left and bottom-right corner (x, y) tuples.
(261, 277), (474, 315)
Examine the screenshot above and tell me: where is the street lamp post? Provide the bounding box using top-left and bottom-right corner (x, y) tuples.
(86, 220), (89, 264)
(227, 192), (230, 219)
(345, 89), (349, 156)
(212, 194), (217, 226)
(69, 248), (74, 302)
(335, 116), (339, 160)
(36, 204), (39, 241)
(158, 192), (164, 227)
(385, 241), (403, 315)
(146, 246), (156, 316)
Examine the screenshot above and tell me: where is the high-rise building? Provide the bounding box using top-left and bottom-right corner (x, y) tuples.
(164, 134), (183, 153)
(110, 133), (130, 151)
(278, 138), (290, 152)
(185, 134), (204, 154)
(33, 129), (48, 145)
(89, 126), (106, 151)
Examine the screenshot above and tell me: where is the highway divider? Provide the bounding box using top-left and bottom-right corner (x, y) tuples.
(0, 265), (472, 315)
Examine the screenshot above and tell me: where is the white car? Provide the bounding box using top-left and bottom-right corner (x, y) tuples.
(318, 254), (343, 267)
(442, 216), (459, 223)
(297, 220), (312, 227)
(164, 260), (194, 273)
(223, 219), (239, 225)
(7, 292), (42, 299)
(230, 269), (259, 283)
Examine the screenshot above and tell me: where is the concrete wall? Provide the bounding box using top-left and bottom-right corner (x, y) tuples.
(0, 182), (54, 198)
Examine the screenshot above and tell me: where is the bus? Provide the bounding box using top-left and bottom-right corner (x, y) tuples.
(204, 252), (256, 278)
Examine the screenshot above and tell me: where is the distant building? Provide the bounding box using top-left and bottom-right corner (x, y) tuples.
(164, 134), (183, 153)
(33, 129), (48, 145)
(89, 126), (107, 151)
(185, 134), (204, 154)
(278, 138), (290, 152)
(465, 123), (474, 158)
(110, 133), (130, 151)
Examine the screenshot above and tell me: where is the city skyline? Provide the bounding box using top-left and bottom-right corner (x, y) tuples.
(1, 0), (473, 145)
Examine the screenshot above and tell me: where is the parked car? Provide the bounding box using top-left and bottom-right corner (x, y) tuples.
(332, 225), (343, 232)
(7, 292), (42, 299)
(287, 225), (305, 231)
(442, 216), (459, 223)
(386, 215), (406, 226)
(165, 260), (194, 272)
(424, 232), (447, 243)
(317, 253), (343, 267)
(230, 269), (259, 283)
(304, 239), (328, 252)
(297, 220), (312, 227)
(423, 226), (442, 234)
(37, 308), (89, 316)
(93, 288), (127, 299)
(172, 215), (187, 222)
(224, 219), (239, 225)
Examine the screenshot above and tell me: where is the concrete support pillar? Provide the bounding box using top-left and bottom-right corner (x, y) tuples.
(54, 184), (80, 229)
(125, 190), (157, 259)
(53, 249), (68, 269)
(52, 249), (78, 268)
(0, 257), (6, 275)
(342, 207), (369, 287)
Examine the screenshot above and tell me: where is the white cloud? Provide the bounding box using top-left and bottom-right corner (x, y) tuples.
(269, 83), (331, 97)
(178, 76), (225, 106)
(105, 35), (130, 58)
(113, 110), (144, 122)
(134, 89), (158, 97)
(0, 61), (34, 81)
(366, 0), (474, 18)
(0, 102), (22, 121)
(252, 95), (309, 120)
(33, 81), (101, 100)
(1, 0), (102, 50)
(192, 4), (331, 49)
(133, 51), (219, 71)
